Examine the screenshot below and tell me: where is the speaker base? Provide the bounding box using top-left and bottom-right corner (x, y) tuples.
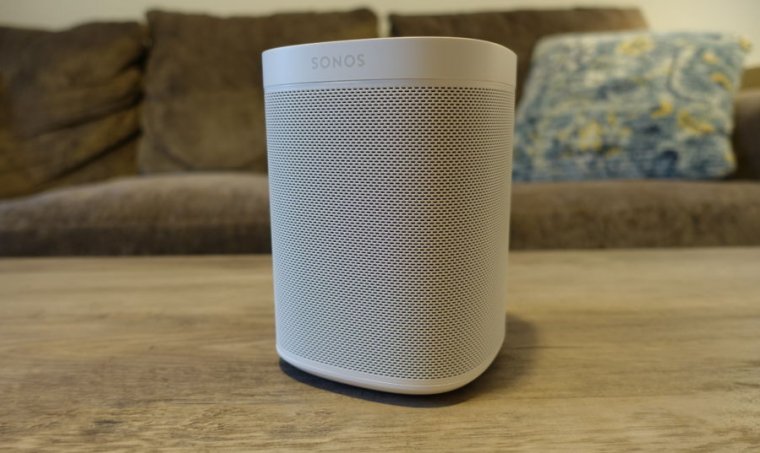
(277, 334), (503, 395)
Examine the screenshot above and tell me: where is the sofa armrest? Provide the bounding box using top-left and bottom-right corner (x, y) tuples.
(731, 89), (760, 180)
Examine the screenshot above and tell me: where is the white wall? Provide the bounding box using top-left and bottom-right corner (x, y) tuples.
(1, 0), (758, 66)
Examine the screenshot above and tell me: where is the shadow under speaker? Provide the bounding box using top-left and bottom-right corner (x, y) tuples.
(263, 37), (516, 394)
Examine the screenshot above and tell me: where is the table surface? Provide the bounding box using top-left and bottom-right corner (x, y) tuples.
(1, 248), (759, 451)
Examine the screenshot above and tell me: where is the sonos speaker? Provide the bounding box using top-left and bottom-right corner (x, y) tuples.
(263, 37), (516, 394)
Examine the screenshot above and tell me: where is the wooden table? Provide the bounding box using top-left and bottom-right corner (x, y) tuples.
(1, 248), (759, 451)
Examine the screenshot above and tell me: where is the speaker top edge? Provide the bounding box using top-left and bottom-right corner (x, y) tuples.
(262, 37), (517, 89)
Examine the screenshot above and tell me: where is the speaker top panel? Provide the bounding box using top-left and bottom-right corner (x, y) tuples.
(262, 37), (516, 89)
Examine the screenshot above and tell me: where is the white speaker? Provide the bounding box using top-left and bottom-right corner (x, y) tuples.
(263, 37), (516, 394)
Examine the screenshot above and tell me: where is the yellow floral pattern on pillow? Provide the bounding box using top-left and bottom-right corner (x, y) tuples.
(514, 31), (750, 181)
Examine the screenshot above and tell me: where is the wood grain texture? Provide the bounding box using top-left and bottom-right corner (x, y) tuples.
(1, 249), (759, 451)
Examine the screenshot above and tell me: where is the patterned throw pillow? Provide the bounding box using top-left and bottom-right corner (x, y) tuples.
(514, 31), (751, 181)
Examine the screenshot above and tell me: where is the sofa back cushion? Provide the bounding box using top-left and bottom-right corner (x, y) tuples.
(0, 22), (144, 199)
(139, 9), (378, 174)
(731, 90), (760, 180)
(389, 8), (648, 104)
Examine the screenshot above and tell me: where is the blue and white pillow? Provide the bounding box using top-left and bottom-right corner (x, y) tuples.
(513, 31), (751, 181)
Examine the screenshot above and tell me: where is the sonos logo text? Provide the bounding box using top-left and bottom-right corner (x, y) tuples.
(311, 54), (366, 70)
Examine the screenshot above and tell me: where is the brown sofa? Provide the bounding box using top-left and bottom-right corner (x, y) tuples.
(1, 7), (759, 255)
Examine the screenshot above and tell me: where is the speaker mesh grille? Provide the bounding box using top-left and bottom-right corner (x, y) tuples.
(266, 85), (513, 381)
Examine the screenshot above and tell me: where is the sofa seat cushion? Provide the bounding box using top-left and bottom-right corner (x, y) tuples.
(0, 173), (270, 255)
(510, 180), (760, 249)
(3, 177), (759, 255)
